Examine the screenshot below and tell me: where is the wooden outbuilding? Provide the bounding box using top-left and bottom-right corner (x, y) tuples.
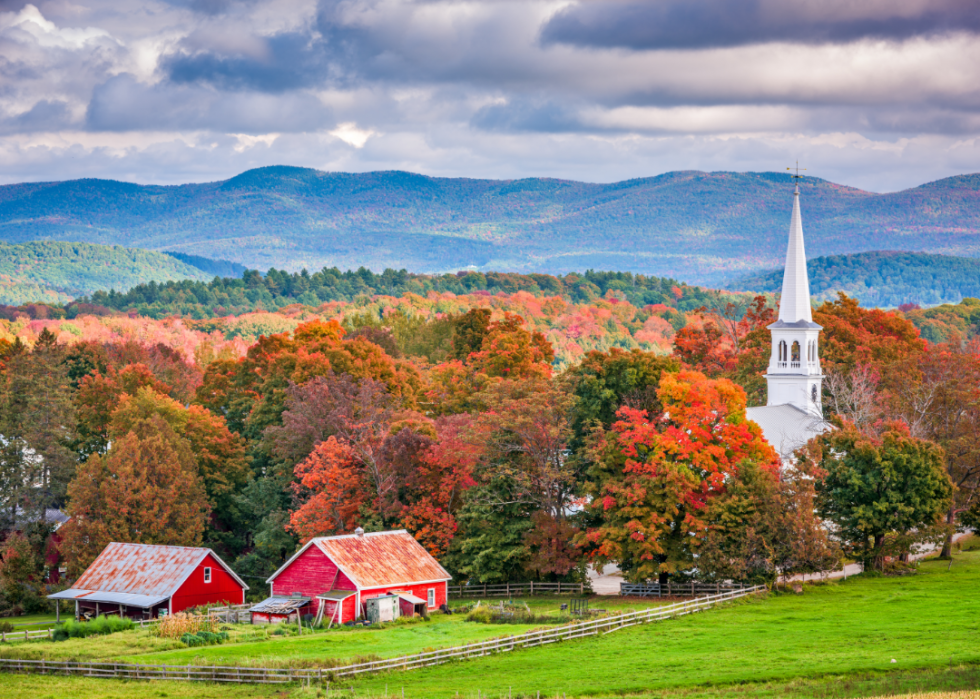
(259, 528), (451, 625)
(47, 542), (248, 621)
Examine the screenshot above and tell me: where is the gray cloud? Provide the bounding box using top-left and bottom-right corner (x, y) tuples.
(0, 0), (979, 193)
(541, 0), (980, 51)
(86, 74), (333, 132)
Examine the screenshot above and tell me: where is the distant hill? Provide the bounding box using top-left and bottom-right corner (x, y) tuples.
(730, 251), (980, 308)
(0, 241), (213, 305)
(2, 167), (979, 286)
(161, 251), (248, 278)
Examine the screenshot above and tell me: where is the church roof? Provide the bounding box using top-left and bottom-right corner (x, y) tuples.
(746, 404), (830, 460)
(777, 185), (814, 324)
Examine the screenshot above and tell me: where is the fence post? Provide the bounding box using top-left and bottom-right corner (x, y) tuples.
(530, 581), (534, 595)
(506, 583), (510, 597)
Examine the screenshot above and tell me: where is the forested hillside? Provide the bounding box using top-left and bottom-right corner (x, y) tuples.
(733, 251), (980, 307)
(3, 167), (979, 285)
(0, 241), (212, 305)
(77, 267), (725, 319)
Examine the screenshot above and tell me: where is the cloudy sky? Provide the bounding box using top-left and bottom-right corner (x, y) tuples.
(1, 0), (978, 191)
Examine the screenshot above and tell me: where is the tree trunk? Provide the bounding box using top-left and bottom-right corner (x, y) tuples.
(939, 509), (955, 559)
(658, 570), (669, 586)
(873, 534), (886, 571)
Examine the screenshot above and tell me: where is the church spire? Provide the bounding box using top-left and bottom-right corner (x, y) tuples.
(778, 185), (813, 323)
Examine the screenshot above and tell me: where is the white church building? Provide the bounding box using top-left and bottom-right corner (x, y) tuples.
(745, 184), (830, 460)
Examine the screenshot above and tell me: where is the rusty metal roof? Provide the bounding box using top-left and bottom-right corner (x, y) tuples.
(250, 596), (310, 615)
(65, 542), (247, 599)
(268, 530), (451, 589)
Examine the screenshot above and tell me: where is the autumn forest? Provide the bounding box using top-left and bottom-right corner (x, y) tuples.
(0, 277), (977, 614)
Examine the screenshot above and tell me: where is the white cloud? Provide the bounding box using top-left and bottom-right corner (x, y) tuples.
(329, 122), (375, 148)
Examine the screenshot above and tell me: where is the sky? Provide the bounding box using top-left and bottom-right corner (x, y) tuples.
(1, 0), (978, 192)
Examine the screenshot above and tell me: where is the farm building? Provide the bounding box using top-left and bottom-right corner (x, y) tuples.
(255, 528), (450, 625)
(47, 542), (248, 621)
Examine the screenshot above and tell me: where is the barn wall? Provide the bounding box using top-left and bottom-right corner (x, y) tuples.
(272, 545), (343, 617)
(361, 581), (448, 611)
(170, 553), (245, 613)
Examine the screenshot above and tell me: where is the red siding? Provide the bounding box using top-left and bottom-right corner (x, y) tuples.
(271, 543), (450, 623)
(272, 545), (356, 619)
(361, 581), (447, 614)
(170, 553), (245, 613)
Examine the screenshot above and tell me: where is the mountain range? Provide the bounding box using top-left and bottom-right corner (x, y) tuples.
(2, 167), (979, 286)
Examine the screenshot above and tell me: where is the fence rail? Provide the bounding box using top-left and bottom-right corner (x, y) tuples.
(208, 604), (253, 624)
(0, 585), (765, 684)
(448, 582), (586, 598)
(619, 581), (750, 598)
(0, 627), (55, 643)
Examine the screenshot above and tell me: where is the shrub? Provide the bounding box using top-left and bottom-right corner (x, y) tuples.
(466, 607), (493, 624)
(0, 620), (14, 633)
(179, 630), (229, 647)
(53, 615), (134, 641)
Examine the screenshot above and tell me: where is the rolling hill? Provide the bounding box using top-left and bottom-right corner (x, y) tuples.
(731, 251), (980, 308)
(0, 241), (215, 305)
(2, 167), (979, 286)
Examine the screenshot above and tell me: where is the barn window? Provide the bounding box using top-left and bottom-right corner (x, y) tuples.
(204, 567), (212, 583)
(427, 588), (436, 608)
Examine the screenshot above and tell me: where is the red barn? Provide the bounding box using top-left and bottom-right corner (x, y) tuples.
(48, 542), (248, 621)
(259, 529), (451, 625)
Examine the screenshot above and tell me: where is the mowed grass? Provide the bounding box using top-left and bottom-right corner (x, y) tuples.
(349, 553), (980, 698)
(5, 613), (59, 628)
(0, 595), (659, 667)
(5, 664), (980, 699)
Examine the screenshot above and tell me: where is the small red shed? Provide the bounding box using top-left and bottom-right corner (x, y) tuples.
(262, 529), (451, 625)
(48, 542), (248, 621)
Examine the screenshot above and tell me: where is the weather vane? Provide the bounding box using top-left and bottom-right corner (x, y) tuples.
(788, 161), (806, 180)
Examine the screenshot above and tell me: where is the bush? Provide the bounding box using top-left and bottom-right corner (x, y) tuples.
(0, 620), (13, 633)
(180, 630), (229, 647)
(466, 607), (493, 623)
(53, 615), (134, 641)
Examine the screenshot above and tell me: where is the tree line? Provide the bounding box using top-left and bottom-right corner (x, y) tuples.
(0, 293), (975, 614)
(70, 268), (717, 320)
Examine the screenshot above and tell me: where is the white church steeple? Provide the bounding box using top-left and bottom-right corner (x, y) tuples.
(764, 183), (824, 417)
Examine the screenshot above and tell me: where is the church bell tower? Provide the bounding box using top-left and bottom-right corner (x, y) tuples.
(764, 183), (824, 417)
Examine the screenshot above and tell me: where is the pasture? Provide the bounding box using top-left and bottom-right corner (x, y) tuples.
(1, 554), (978, 698)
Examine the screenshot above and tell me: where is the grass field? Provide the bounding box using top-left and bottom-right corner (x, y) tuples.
(0, 596), (658, 667)
(2, 555), (978, 698)
(5, 613), (58, 628)
(3, 665), (980, 699)
(346, 553), (980, 698)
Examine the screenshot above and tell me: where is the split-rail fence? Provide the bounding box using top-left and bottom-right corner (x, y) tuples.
(0, 585), (765, 685)
(448, 581), (586, 597)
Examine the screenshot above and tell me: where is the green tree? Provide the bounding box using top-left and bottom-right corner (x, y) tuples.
(0, 328), (76, 528)
(813, 422), (953, 569)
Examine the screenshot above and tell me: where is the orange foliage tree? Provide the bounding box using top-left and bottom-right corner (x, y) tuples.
(60, 415), (210, 575)
(582, 369), (780, 583)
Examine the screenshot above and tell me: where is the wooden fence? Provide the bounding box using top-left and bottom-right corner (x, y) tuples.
(448, 582), (586, 598)
(0, 585), (765, 685)
(619, 581), (750, 598)
(207, 604), (253, 624)
(0, 627), (55, 643)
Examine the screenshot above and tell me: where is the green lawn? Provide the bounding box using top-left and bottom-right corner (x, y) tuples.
(348, 553), (980, 698)
(0, 596), (658, 667)
(4, 613), (59, 628)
